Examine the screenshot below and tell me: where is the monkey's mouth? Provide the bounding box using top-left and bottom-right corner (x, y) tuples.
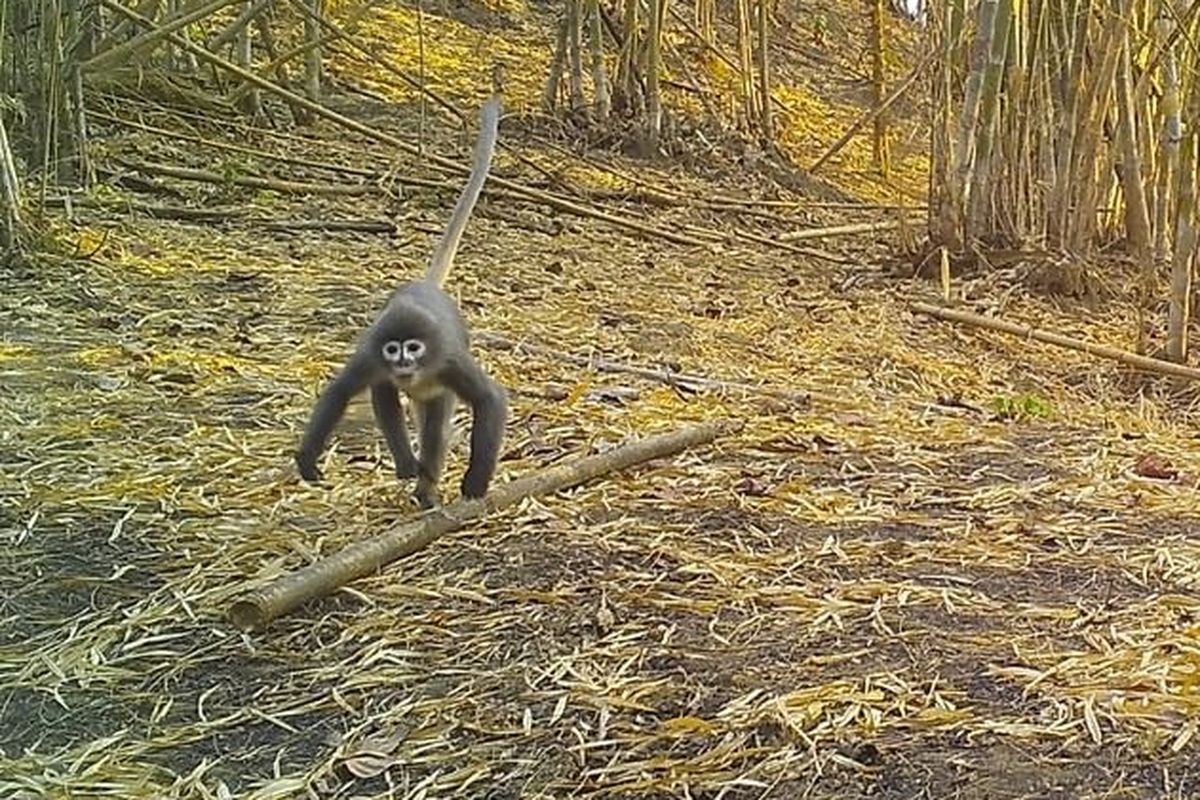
(389, 366), (419, 382)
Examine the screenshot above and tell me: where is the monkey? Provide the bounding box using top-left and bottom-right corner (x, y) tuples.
(296, 95), (507, 510)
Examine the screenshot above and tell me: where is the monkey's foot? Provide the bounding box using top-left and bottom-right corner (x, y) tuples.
(394, 456), (421, 480)
(296, 453), (323, 483)
(460, 472), (489, 500)
(412, 488), (441, 510)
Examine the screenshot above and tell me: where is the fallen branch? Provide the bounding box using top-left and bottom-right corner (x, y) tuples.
(479, 332), (823, 404)
(912, 302), (1200, 382)
(227, 420), (736, 631)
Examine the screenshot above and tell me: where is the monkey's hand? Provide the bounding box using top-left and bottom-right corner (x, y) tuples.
(296, 451), (323, 484)
(460, 470), (490, 500)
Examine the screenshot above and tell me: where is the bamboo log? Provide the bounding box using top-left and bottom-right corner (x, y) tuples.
(228, 420), (736, 631)
(912, 302), (1200, 382)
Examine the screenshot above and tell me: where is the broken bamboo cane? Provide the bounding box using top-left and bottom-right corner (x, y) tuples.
(228, 419), (736, 632)
(912, 301), (1200, 382)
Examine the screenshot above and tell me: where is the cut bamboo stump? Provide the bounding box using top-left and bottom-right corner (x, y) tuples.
(228, 420), (737, 632)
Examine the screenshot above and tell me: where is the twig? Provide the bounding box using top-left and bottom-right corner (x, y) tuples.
(227, 420), (738, 631)
(478, 332), (823, 404)
(912, 302), (1200, 382)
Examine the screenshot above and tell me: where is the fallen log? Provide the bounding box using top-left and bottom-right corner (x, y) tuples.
(228, 419), (737, 632)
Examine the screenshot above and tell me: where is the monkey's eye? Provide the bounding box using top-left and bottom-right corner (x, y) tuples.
(403, 339), (426, 359)
(382, 340), (403, 362)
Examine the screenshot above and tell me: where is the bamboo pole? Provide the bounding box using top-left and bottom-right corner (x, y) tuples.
(912, 302), (1200, 381)
(228, 420), (738, 631)
(646, 0), (665, 145)
(756, 0), (772, 142)
(587, 0), (610, 120)
(80, 0), (238, 72)
(778, 217), (923, 242)
(567, 0), (586, 112)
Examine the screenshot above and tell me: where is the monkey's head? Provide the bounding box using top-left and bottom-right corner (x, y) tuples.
(371, 304), (443, 385)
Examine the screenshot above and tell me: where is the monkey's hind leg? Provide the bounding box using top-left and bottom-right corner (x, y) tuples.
(371, 383), (420, 479)
(412, 394), (455, 510)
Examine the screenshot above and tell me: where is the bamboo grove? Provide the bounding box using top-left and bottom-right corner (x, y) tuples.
(1, 0), (1198, 356)
(931, 0), (1200, 358)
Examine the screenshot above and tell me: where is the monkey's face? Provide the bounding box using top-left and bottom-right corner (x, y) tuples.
(380, 337), (430, 382)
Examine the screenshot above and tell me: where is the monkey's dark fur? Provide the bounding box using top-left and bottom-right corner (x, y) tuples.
(296, 96), (507, 509)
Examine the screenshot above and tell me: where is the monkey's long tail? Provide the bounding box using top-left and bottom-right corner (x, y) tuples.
(425, 95), (502, 288)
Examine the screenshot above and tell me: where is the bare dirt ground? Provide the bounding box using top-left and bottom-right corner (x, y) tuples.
(5, 3), (1200, 799)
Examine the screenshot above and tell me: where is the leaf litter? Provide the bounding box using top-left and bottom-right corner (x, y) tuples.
(4, 2), (1200, 799)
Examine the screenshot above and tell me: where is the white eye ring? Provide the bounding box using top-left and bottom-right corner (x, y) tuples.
(403, 339), (426, 359)
(382, 340), (403, 362)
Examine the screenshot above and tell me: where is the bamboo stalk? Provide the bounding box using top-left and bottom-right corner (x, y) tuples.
(869, 0), (887, 171)
(1114, 0), (1149, 262)
(755, 0), (772, 142)
(1165, 65), (1199, 362)
(778, 217), (923, 242)
(567, 0), (586, 112)
(81, 0), (238, 72)
(964, 0), (1014, 240)
(96, 0), (718, 248)
(735, 0), (756, 131)
(616, 0), (640, 111)
(913, 302), (1200, 381)
(586, 0), (610, 120)
(0, 114), (20, 250)
(234, 0), (261, 117)
(646, 0), (665, 145)
(303, 0), (322, 111)
(227, 420), (738, 631)
(1153, 12), (1181, 267)
(543, 10), (569, 110)
(208, 0), (271, 50)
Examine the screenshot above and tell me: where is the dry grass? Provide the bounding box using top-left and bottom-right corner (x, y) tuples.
(4, 1), (1200, 799)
